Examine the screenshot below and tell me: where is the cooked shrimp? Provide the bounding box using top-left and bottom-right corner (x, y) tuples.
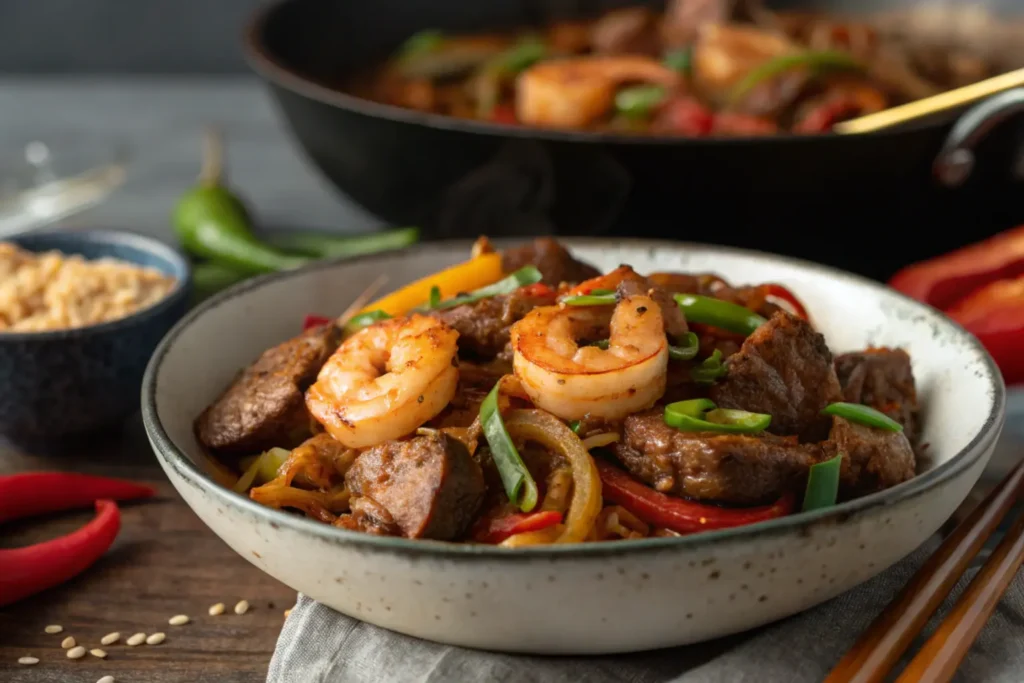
(306, 314), (459, 448)
(516, 55), (682, 127)
(510, 294), (668, 420)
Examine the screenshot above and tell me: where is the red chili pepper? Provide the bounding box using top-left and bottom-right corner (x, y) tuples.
(712, 112), (779, 136)
(518, 283), (556, 299)
(944, 276), (1024, 385)
(595, 459), (795, 534)
(0, 472), (154, 606)
(888, 225), (1024, 310)
(491, 104), (518, 125)
(302, 314), (332, 331)
(793, 97), (863, 133)
(0, 472), (154, 524)
(471, 510), (563, 544)
(0, 499), (121, 607)
(757, 283), (809, 319)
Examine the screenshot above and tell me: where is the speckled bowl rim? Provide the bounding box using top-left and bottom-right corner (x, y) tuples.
(142, 238), (1006, 561)
(1, 229), (191, 342)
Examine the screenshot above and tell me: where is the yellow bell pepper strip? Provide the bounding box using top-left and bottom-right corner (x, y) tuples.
(360, 252), (503, 317)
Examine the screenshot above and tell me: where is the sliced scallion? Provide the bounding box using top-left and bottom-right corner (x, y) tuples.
(674, 293), (766, 336)
(802, 453), (843, 511)
(431, 265), (543, 310)
(480, 381), (539, 512)
(343, 309), (392, 335)
(691, 349), (728, 384)
(822, 402), (903, 432)
(664, 398), (771, 434)
(668, 331), (700, 361)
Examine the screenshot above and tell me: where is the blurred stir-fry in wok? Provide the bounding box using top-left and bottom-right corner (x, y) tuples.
(346, 1), (1019, 135)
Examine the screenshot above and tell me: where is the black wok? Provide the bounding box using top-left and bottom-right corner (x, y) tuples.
(244, 0), (1024, 280)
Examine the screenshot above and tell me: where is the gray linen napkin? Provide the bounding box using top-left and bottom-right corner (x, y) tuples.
(267, 536), (1024, 683)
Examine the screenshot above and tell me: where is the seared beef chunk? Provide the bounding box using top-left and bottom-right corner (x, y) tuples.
(345, 433), (485, 540)
(614, 269), (689, 339)
(614, 409), (819, 505)
(502, 237), (601, 286)
(825, 416), (916, 498)
(591, 7), (661, 56)
(196, 325), (339, 456)
(433, 289), (555, 360)
(710, 311), (842, 442)
(836, 348), (919, 443)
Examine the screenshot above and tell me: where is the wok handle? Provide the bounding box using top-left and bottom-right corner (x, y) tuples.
(933, 87), (1024, 188)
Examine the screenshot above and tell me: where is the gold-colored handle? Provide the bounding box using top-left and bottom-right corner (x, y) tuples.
(834, 67), (1024, 135)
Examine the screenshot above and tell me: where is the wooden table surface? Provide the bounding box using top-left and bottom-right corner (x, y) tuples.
(0, 417), (296, 683)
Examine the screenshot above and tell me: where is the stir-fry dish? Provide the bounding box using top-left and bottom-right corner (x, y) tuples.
(347, 0), (1001, 135)
(197, 238), (921, 546)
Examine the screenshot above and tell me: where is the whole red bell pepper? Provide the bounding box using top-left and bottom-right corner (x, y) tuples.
(471, 510), (563, 544)
(595, 458), (795, 534)
(944, 276), (1024, 385)
(0, 472), (155, 606)
(889, 225), (1024, 310)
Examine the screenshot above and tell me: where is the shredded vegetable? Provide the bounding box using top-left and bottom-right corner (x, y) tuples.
(480, 381), (538, 512)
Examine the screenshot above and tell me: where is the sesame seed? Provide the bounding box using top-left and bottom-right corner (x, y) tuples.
(126, 633), (146, 646)
(168, 614), (189, 626)
(145, 632), (166, 645)
(97, 676), (116, 683)
(100, 632), (120, 645)
(208, 602), (225, 616)
(61, 636), (76, 649)
(90, 649), (107, 659)
(18, 656), (40, 665)
(234, 599), (250, 615)
(67, 646), (87, 659)
(44, 624), (63, 634)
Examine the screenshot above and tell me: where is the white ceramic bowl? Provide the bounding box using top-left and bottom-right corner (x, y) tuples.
(142, 239), (1005, 654)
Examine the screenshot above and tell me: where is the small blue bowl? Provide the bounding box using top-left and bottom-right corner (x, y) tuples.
(0, 230), (191, 443)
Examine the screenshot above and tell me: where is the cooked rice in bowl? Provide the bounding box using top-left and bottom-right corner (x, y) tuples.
(0, 242), (178, 332)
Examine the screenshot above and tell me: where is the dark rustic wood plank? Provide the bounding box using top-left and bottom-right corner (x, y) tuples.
(1, 416), (295, 682)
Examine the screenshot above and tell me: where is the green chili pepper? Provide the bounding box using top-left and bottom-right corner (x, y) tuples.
(560, 291), (617, 306)
(730, 50), (863, 104)
(173, 128), (309, 275)
(669, 332), (701, 361)
(496, 36), (546, 73)
(429, 265), (543, 310)
(674, 293), (766, 336)
(691, 349), (728, 384)
(190, 261), (250, 303)
(822, 402), (903, 432)
(615, 85), (668, 120)
(569, 420), (581, 434)
(664, 398), (771, 434)
(264, 226), (420, 260)
(802, 453), (843, 511)
(664, 48), (692, 74)
(343, 309), (391, 335)
(480, 381), (539, 512)
(397, 30), (445, 60)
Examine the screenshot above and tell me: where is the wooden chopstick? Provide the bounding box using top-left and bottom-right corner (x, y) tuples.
(824, 458), (1024, 683)
(335, 274), (388, 327)
(834, 67), (1024, 135)
(896, 506), (1024, 682)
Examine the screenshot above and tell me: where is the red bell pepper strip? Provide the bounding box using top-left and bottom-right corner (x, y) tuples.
(0, 499), (121, 607)
(595, 458), (795, 534)
(302, 314), (332, 331)
(471, 510), (563, 544)
(888, 225), (1024, 311)
(757, 283), (809, 319)
(0, 472), (154, 524)
(944, 276), (1024, 385)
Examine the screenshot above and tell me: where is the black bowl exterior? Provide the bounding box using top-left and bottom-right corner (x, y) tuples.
(0, 232), (191, 443)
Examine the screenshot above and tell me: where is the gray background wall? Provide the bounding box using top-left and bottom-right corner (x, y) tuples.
(0, 0), (261, 73)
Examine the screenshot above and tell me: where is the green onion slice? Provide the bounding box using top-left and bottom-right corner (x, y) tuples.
(428, 285), (442, 309)
(822, 402), (903, 432)
(480, 381), (539, 512)
(802, 453), (843, 511)
(730, 50), (863, 104)
(429, 265), (543, 311)
(674, 293), (766, 336)
(668, 331), (700, 361)
(343, 309), (391, 335)
(615, 85), (667, 120)
(664, 398), (771, 434)
(691, 349), (728, 384)
(663, 48), (692, 74)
